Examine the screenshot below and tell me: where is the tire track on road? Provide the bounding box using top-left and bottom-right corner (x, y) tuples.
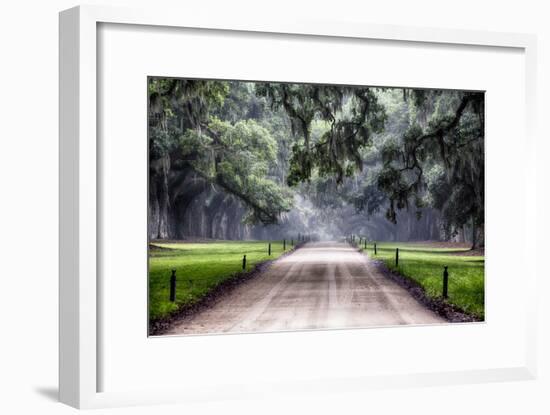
(167, 241), (445, 335)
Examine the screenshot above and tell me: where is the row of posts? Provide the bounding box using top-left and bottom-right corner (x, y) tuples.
(346, 235), (450, 300)
(168, 240), (452, 302)
(168, 235), (313, 302)
(347, 235), (377, 255)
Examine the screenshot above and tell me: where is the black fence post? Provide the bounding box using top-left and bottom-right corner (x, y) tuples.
(242, 254), (247, 270)
(169, 269), (177, 302)
(395, 248), (399, 266)
(374, 243), (377, 255)
(291, 239), (294, 246)
(283, 239), (286, 250)
(443, 266), (449, 299)
(364, 239), (367, 250)
(268, 243), (271, 256)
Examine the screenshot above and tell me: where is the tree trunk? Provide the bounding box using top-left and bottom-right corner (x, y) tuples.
(471, 217), (477, 250)
(459, 225), (466, 243)
(149, 155), (171, 239)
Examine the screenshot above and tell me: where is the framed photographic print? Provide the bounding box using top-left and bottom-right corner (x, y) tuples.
(146, 77), (484, 337)
(59, 4), (538, 409)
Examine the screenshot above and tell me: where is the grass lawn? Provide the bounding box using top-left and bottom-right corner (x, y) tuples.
(149, 240), (288, 321)
(362, 242), (485, 319)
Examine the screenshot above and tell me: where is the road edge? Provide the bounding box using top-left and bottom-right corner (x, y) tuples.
(148, 243), (304, 336)
(368, 256), (483, 323)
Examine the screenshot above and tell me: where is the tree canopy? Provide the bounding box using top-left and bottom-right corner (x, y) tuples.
(148, 77), (484, 248)
(376, 90), (484, 245)
(149, 79), (292, 225)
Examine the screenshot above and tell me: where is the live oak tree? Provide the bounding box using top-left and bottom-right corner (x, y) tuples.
(148, 78), (484, 246)
(376, 90), (485, 248)
(256, 83), (386, 185)
(295, 88), (484, 247)
(179, 117), (293, 224)
(148, 79), (293, 239)
(148, 79), (230, 238)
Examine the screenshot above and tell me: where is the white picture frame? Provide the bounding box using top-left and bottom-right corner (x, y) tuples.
(59, 4), (538, 409)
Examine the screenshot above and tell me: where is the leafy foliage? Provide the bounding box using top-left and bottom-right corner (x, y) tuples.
(149, 78), (293, 225)
(256, 83), (387, 185)
(375, 90), (484, 246)
(148, 78), (484, 246)
(148, 78), (229, 158)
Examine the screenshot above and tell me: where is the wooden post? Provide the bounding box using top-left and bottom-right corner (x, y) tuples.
(283, 239), (286, 250)
(443, 266), (449, 299)
(364, 239), (367, 250)
(169, 269), (176, 302)
(242, 255), (247, 270)
(268, 243), (271, 256)
(395, 248), (399, 266)
(374, 243), (377, 255)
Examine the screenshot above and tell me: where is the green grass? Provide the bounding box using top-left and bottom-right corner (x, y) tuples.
(362, 242), (485, 319)
(149, 240), (289, 321)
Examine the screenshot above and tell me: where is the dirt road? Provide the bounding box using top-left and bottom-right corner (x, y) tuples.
(166, 241), (445, 335)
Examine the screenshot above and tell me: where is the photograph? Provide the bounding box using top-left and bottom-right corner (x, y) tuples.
(147, 77), (485, 336)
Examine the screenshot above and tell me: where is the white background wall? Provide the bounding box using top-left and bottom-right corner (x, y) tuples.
(0, 0), (548, 414)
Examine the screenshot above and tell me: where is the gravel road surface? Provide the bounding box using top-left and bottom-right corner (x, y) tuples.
(167, 241), (445, 335)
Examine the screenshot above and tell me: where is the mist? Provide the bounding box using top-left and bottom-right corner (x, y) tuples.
(148, 79), (484, 248)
